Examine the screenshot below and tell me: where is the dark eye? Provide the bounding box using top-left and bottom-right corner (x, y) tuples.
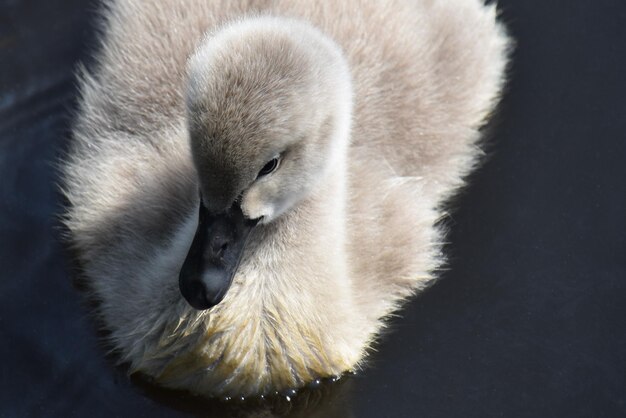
(257, 156), (280, 178)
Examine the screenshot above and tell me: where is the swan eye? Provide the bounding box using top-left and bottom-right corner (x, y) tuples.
(257, 156), (280, 178)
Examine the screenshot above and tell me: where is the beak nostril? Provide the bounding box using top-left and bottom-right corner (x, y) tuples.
(210, 238), (229, 257)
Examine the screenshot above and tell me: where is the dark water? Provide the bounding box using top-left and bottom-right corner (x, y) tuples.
(1, 0), (625, 417)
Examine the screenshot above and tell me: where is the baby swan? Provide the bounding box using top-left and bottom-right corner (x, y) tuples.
(179, 18), (353, 311)
(63, 0), (509, 398)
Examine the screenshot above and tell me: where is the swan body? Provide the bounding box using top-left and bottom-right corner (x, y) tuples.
(63, 0), (509, 397)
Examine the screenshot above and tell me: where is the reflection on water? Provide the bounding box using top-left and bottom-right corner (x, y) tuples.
(130, 372), (355, 418)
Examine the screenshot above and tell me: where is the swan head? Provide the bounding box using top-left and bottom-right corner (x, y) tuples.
(179, 17), (353, 310)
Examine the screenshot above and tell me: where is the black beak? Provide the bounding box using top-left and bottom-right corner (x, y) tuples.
(178, 199), (258, 310)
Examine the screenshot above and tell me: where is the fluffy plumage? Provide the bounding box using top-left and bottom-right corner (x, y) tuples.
(62, 0), (510, 397)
